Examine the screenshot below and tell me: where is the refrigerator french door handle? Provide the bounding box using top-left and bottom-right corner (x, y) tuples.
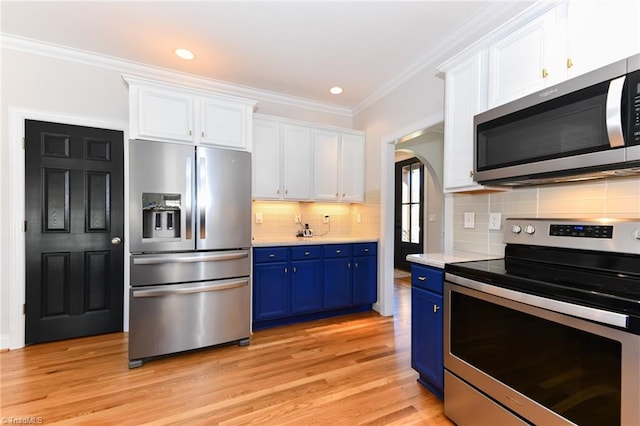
(185, 156), (193, 240)
(132, 279), (249, 298)
(199, 156), (207, 240)
(605, 75), (626, 148)
(132, 251), (249, 265)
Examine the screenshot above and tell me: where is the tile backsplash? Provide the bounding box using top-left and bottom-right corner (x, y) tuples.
(453, 176), (640, 256)
(252, 201), (380, 240)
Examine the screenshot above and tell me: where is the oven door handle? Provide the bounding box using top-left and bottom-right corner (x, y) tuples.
(446, 274), (629, 329)
(132, 279), (248, 298)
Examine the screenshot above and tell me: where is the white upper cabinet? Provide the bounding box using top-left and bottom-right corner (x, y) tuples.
(442, 53), (489, 192)
(252, 118), (282, 199)
(339, 133), (365, 203)
(124, 76), (255, 151)
(313, 129), (340, 201)
(487, 6), (564, 108)
(488, 1), (639, 109)
(282, 124), (313, 200)
(252, 115), (365, 202)
(566, 0), (640, 80)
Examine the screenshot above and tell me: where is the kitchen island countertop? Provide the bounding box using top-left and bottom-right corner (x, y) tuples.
(406, 251), (501, 269)
(252, 236), (379, 247)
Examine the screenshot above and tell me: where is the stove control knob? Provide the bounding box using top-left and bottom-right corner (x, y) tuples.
(524, 225), (536, 235)
(511, 225), (522, 234)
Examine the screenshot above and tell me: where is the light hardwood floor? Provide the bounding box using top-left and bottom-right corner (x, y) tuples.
(1, 278), (452, 425)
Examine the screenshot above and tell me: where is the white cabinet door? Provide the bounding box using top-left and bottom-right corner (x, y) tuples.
(282, 124), (312, 200)
(313, 130), (340, 201)
(199, 97), (249, 150)
(252, 118), (282, 199)
(487, 7), (564, 108)
(340, 133), (365, 202)
(567, 0), (640, 80)
(137, 86), (194, 142)
(443, 54), (488, 192)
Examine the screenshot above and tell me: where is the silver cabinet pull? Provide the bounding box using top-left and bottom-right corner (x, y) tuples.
(418, 276), (426, 281)
(304, 251), (310, 256)
(433, 305), (440, 313)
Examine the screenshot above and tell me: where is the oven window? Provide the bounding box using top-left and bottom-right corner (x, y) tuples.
(451, 292), (621, 425)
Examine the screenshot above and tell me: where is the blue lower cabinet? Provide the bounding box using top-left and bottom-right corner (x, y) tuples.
(253, 262), (289, 321)
(253, 243), (378, 330)
(411, 264), (444, 399)
(323, 257), (353, 309)
(291, 259), (323, 314)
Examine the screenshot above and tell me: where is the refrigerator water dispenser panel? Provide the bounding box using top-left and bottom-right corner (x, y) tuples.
(142, 193), (181, 239)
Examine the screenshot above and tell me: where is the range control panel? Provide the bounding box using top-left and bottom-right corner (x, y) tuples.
(549, 224), (613, 238)
(504, 218), (640, 254)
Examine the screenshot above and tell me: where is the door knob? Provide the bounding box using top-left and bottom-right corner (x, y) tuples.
(111, 236), (122, 245)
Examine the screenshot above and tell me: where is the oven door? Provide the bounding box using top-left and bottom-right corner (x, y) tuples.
(444, 275), (640, 426)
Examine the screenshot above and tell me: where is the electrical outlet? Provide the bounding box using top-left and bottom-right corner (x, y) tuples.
(428, 214), (437, 222)
(464, 212), (475, 229)
(489, 213), (502, 230)
(323, 214), (330, 224)
(255, 212), (263, 224)
(294, 214), (301, 224)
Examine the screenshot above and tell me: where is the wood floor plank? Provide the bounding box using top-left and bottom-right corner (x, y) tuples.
(1, 282), (452, 425)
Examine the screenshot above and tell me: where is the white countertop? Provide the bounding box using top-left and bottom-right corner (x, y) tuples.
(406, 251), (501, 269)
(252, 236), (379, 247)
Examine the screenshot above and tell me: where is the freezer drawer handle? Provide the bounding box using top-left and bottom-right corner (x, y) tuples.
(132, 279), (249, 298)
(132, 251), (249, 265)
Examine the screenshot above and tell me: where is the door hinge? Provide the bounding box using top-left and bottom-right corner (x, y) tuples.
(22, 220), (27, 232)
(22, 137), (25, 149)
(23, 304), (26, 315)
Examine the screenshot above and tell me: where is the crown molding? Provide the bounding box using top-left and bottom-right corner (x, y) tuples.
(1, 33), (353, 118)
(353, 1), (554, 116)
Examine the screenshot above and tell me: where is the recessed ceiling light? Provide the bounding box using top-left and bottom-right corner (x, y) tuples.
(175, 48), (195, 61)
(330, 86), (343, 95)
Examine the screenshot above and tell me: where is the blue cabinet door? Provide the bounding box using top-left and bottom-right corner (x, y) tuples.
(253, 262), (289, 320)
(352, 255), (377, 305)
(323, 257), (352, 309)
(291, 259), (323, 314)
(411, 286), (444, 392)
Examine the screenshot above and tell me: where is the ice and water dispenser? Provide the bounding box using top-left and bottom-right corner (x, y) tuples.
(142, 193), (181, 240)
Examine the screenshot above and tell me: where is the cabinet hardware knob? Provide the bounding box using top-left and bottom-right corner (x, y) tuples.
(336, 250), (341, 253)
(201, 131), (205, 137)
(433, 305), (440, 313)
(277, 189), (280, 194)
(364, 248), (369, 252)
(567, 58), (573, 69)
(293, 267), (297, 273)
(189, 130), (192, 136)
(418, 276), (426, 281)
(542, 68), (549, 78)
(304, 251), (310, 256)
(355, 262), (359, 268)
(285, 190), (288, 195)
(285, 267), (288, 273)
(348, 263), (351, 268)
(269, 254), (275, 258)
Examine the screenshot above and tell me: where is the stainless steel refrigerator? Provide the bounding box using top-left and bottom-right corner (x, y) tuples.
(128, 139), (251, 368)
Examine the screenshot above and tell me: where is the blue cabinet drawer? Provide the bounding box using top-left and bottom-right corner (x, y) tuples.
(291, 246), (322, 260)
(254, 247), (288, 263)
(353, 242), (377, 257)
(323, 244), (352, 258)
(411, 264), (444, 294)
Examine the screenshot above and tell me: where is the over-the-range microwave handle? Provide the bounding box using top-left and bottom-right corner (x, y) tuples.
(198, 156), (207, 240)
(446, 273), (629, 329)
(185, 156), (193, 240)
(132, 278), (249, 298)
(606, 75), (626, 148)
(132, 251), (249, 265)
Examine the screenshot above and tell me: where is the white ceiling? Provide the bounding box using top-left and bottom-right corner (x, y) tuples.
(1, 1), (534, 111)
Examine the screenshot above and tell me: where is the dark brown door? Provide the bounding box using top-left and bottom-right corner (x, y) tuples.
(394, 157), (424, 271)
(25, 120), (124, 344)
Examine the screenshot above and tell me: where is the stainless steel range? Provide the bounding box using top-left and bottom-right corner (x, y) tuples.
(444, 218), (640, 425)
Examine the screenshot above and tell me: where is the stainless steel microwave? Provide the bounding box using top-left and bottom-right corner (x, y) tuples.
(474, 54), (640, 186)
